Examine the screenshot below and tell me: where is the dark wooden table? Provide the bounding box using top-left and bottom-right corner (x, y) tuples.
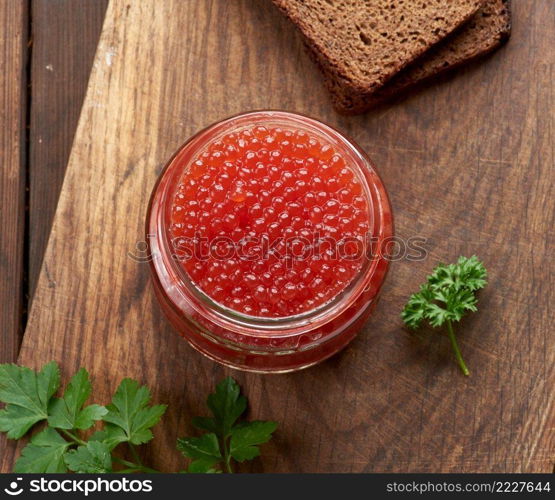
(1, 0), (553, 473)
(1, 0), (108, 362)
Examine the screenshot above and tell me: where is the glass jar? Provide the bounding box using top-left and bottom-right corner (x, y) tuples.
(147, 111), (393, 373)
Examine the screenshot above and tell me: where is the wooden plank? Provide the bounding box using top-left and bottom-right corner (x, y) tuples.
(28, 0), (109, 298)
(0, 0), (27, 363)
(0, 0), (28, 469)
(2, 0), (554, 472)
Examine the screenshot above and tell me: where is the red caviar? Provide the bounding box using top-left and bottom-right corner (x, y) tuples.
(169, 125), (370, 317)
(147, 111), (393, 372)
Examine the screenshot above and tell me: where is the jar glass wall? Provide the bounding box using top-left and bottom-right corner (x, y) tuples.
(147, 111), (393, 373)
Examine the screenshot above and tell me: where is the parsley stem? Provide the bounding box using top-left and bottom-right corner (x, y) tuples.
(447, 320), (469, 376)
(61, 430), (87, 446)
(223, 438), (233, 473)
(129, 444), (143, 466)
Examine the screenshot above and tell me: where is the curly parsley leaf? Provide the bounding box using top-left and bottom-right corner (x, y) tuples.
(179, 377), (276, 473)
(185, 460), (221, 473)
(14, 427), (69, 473)
(401, 256), (488, 376)
(48, 368), (107, 430)
(0, 361), (60, 438)
(101, 378), (167, 446)
(65, 441), (112, 473)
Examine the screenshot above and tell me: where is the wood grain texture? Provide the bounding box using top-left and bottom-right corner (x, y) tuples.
(0, 0), (28, 466)
(0, 0), (27, 363)
(2, 0), (553, 472)
(28, 0), (109, 298)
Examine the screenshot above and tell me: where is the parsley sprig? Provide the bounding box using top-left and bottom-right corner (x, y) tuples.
(401, 256), (488, 376)
(178, 377), (277, 473)
(0, 362), (276, 473)
(0, 362), (165, 473)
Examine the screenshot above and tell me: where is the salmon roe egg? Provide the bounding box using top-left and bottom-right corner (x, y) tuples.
(169, 125), (370, 317)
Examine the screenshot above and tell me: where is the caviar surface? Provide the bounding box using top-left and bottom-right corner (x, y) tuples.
(169, 124), (370, 317)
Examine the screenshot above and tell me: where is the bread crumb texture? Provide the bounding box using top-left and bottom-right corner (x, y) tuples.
(364, 0), (511, 111)
(273, 0), (484, 112)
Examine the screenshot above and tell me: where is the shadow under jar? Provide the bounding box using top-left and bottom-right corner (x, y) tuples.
(147, 111), (393, 373)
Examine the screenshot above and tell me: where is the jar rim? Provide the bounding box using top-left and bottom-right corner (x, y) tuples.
(147, 110), (393, 337)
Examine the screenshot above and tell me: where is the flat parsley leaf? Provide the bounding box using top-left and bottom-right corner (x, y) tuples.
(0, 361), (60, 438)
(48, 368), (107, 430)
(101, 378), (167, 446)
(402, 256), (487, 329)
(87, 429), (135, 452)
(14, 427), (69, 473)
(65, 441), (112, 473)
(185, 460), (221, 473)
(177, 433), (222, 472)
(195, 377), (247, 438)
(230, 421), (278, 462)
(179, 377), (276, 473)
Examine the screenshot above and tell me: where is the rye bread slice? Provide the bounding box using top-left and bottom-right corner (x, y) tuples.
(272, 0), (484, 112)
(359, 0), (512, 112)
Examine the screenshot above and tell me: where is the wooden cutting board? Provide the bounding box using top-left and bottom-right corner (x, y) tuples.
(3, 0), (554, 472)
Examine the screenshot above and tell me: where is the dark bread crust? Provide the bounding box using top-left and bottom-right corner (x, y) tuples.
(356, 0), (512, 113)
(272, 0), (484, 110)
